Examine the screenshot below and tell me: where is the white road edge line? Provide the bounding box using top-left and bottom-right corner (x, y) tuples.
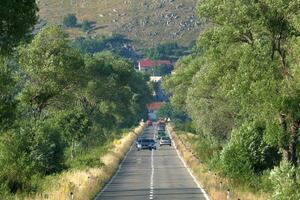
(94, 144), (134, 199)
(169, 132), (210, 200)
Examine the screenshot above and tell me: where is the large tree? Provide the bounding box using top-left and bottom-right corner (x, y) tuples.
(164, 0), (300, 167)
(82, 52), (151, 131)
(0, 63), (16, 132)
(197, 0), (300, 166)
(0, 0), (38, 132)
(18, 26), (85, 120)
(0, 0), (38, 55)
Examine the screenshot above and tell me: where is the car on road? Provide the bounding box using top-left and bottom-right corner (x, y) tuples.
(137, 138), (157, 151)
(159, 136), (172, 146)
(135, 137), (143, 148)
(146, 120), (153, 127)
(157, 125), (165, 132)
(156, 131), (166, 140)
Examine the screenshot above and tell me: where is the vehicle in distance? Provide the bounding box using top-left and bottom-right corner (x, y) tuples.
(137, 138), (157, 151)
(135, 137), (144, 148)
(157, 125), (165, 132)
(146, 119), (153, 127)
(160, 136), (172, 146)
(156, 131), (166, 140)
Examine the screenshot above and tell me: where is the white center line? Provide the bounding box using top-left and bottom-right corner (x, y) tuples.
(149, 126), (155, 200)
(149, 149), (154, 199)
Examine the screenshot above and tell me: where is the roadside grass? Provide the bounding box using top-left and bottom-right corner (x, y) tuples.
(167, 125), (268, 200)
(19, 123), (144, 200)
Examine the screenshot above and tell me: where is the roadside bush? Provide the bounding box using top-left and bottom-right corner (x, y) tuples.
(0, 130), (37, 193)
(65, 145), (107, 169)
(32, 122), (65, 174)
(0, 122), (64, 193)
(269, 161), (300, 200)
(0, 184), (13, 200)
(63, 14), (77, 27)
(81, 20), (92, 31)
(192, 136), (222, 163)
(220, 122), (280, 183)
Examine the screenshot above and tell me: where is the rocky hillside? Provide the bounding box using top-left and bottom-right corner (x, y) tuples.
(37, 0), (202, 47)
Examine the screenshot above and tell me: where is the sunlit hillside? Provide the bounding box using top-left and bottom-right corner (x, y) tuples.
(37, 0), (202, 47)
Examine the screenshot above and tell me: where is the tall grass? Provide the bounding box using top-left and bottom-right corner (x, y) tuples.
(20, 123), (144, 200)
(167, 125), (267, 200)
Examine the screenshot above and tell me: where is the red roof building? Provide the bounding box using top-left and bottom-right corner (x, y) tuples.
(138, 59), (172, 71)
(139, 59), (155, 68)
(157, 60), (172, 65)
(146, 102), (164, 112)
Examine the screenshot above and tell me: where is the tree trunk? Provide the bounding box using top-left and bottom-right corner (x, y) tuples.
(279, 114), (290, 162)
(71, 140), (75, 160)
(289, 121), (299, 167)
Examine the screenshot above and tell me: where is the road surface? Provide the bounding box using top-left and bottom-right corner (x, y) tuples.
(95, 124), (209, 200)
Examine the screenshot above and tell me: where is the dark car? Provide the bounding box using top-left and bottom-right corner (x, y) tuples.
(157, 125), (165, 132)
(137, 138), (157, 151)
(135, 137), (142, 148)
(146, 120), (153, 127)
(156, 131), (166, 140)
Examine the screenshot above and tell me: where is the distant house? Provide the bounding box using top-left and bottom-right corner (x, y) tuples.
(147, 102), (164, 113)
(149, 76), (163, 82)
(138, 59), (172, 73)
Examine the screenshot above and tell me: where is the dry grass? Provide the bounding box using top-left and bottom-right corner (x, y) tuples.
(167, 125), (268, 200)
(23, 123), (144, 200)
(37, 0), (201, 48)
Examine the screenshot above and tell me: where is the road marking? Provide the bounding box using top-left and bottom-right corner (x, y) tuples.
(169, 131), (210, 200)
(149, 128), (155, 200)
(94, 145), (133, 200)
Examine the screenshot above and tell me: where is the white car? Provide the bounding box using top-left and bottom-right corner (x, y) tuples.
(159, 136), (171, 146)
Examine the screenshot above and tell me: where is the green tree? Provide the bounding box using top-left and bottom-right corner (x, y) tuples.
(269, 161), (300, 200)
(82, 52), (150, 131)
(18, 25), (85, 120)
(0, 121), (64, 193)
(163, 55), (201, 111)
(0, 63), (17, 132)
(221, 122), (280, 182)
(197, 0), (300, 166)
(0, 0), (38, 55)
(156, 102), (188, 122)
(163, 1), (300, 191)
(57, 110), (91, 159)
(146, 43), (187, 61)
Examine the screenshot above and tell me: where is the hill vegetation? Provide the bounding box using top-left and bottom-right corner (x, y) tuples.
(37, 0), (201, 48)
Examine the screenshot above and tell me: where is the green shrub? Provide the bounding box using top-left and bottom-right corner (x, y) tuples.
(269, 162), (300, 200)
(0, 184), (13, 200)
(192, 136), (221, 163)
(0, 130), (37, 193)
(65, 144), (109, 169)
(81, 20), (92, 31)
(63, 14), (77, 27)
(0, 122), (64, 193)
(220, 122), (280, 183)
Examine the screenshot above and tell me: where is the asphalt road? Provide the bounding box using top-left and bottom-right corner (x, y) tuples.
(95, 124), (209, 200)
